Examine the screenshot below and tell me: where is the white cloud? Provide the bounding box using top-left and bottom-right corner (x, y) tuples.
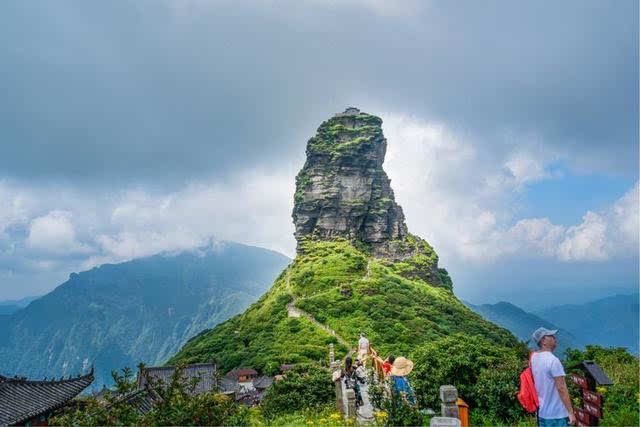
(383, 113), (638, 264)
(558, 183), (639, 261)
(75, 168), (297, 270)
(557, 212), (608, 261)
(0, 114), (636, 300)
(26, 210), (93, 256)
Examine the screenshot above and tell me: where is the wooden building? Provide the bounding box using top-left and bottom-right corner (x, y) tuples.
(225, 368), (258, 383)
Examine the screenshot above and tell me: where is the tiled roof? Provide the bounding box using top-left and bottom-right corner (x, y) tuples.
(252, 375), (273, 390)
(226, 368), (258, 378)
(0, 371), (94, 426)
(218, 377), (238, 394)
(112, 386), (161, 415)
(138, 363), (217, 396)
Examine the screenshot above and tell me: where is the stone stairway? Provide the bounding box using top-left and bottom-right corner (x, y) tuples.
(284, 263), (375, 422)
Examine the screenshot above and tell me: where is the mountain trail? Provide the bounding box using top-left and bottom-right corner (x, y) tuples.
(365, 260), (372, 279)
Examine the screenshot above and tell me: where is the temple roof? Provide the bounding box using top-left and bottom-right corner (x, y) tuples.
(252, 375), (273, 390)
(225, 367), (258, 379)
(137, 363), (217, 396)
(0, 370), (94, 426)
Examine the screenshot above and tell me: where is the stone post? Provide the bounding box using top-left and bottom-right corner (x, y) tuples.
(345, 388), (356, 418)
(335, 378), (343, 412)
(439, 385), (459, 418)
(430, 417), (461, 427)
(329, 343), (335, 366)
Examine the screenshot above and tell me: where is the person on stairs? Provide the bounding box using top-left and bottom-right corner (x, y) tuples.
(342, 357), (364, 407)
(355, 358), (367, 381)
(358, 332), (370, 363)
(390, 356), (416, 406)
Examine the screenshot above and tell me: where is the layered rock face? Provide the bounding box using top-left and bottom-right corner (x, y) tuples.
(292, 108), (448, 287)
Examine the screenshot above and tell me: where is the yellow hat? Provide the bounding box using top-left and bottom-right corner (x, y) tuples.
(390, 356), (414, 376)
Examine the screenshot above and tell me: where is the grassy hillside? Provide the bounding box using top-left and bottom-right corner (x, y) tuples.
(170, 239), (518, 372)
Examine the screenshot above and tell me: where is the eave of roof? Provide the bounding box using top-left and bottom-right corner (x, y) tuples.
(0, 371), (94, 426)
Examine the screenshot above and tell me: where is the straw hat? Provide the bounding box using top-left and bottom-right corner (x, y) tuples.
(390, 357), (414, 376)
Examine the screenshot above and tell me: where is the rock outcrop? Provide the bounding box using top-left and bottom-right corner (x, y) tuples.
(292, 108), (448, 287)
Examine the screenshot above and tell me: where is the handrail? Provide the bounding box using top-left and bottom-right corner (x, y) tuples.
(368, 346), (386, 379)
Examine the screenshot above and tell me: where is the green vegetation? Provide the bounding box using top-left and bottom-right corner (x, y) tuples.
(248, 405), (353, 427)
(52, 366), (250, 426)
(308, 114), (384, 155)
(368, 372), (430, 426)
(294, 169), (312, 202)
(260, 364), (334, 419)
(0, 242), (290, 391)
(411, 334), (528, 424)
(171, 239), (517, 373)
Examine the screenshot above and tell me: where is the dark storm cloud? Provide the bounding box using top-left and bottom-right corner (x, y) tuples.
(0, 0), (637, 186)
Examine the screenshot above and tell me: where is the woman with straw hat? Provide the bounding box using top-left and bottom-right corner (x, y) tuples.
(390, 356), (416, 406)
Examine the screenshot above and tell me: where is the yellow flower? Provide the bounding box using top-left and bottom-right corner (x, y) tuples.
(374, 411), (388, 419)
(306, 421), (314, 425)
(596, 386), (606, 395)
(330, 413), (342, 420)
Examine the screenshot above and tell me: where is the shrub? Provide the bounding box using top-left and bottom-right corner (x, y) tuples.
(51, 365), (250, 426)
(410, 333), (524, 413)
(367, 372), (428, 427)
(260, 364), (334, 418)
(474, 357), (524, 423)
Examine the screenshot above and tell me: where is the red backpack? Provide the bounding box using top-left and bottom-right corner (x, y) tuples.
(517, 352), (539, 413)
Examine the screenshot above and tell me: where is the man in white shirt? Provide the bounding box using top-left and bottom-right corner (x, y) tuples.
(358, 332), (369, 362)
(531, 327), (576, 426)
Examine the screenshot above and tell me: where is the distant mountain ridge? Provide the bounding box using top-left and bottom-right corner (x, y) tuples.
(466, 293), (638, 355)
(0, 242), (290, 390)
(464, 301), (581, 357)
(535, 293), (639, 354)
(0, 296), (39, 315)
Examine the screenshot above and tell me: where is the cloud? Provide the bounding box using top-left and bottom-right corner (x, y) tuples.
(557, 212), (608, 261)
(0, 0), (636, 186)
(0, 0), (636, 301)
(558, 183), (639, 261)
(0, 113), (636, 301)
(382, 113), (638, 264)
(26, 210), (93, 257)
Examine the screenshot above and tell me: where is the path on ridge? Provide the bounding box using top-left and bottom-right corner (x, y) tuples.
(286, 297), (353, 356)
(284, 268), (374, 422)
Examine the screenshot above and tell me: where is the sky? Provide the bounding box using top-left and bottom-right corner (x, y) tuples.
(0, 0), (638, 308)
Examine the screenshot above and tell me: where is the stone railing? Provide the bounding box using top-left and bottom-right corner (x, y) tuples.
(329, 344), (469, 426)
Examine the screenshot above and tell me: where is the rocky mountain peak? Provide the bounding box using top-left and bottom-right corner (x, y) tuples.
(291, 108), (443, 278)
(292, 108), (408, 257)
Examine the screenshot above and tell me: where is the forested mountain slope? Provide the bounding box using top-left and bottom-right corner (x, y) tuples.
(0, 242), (289, 390)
